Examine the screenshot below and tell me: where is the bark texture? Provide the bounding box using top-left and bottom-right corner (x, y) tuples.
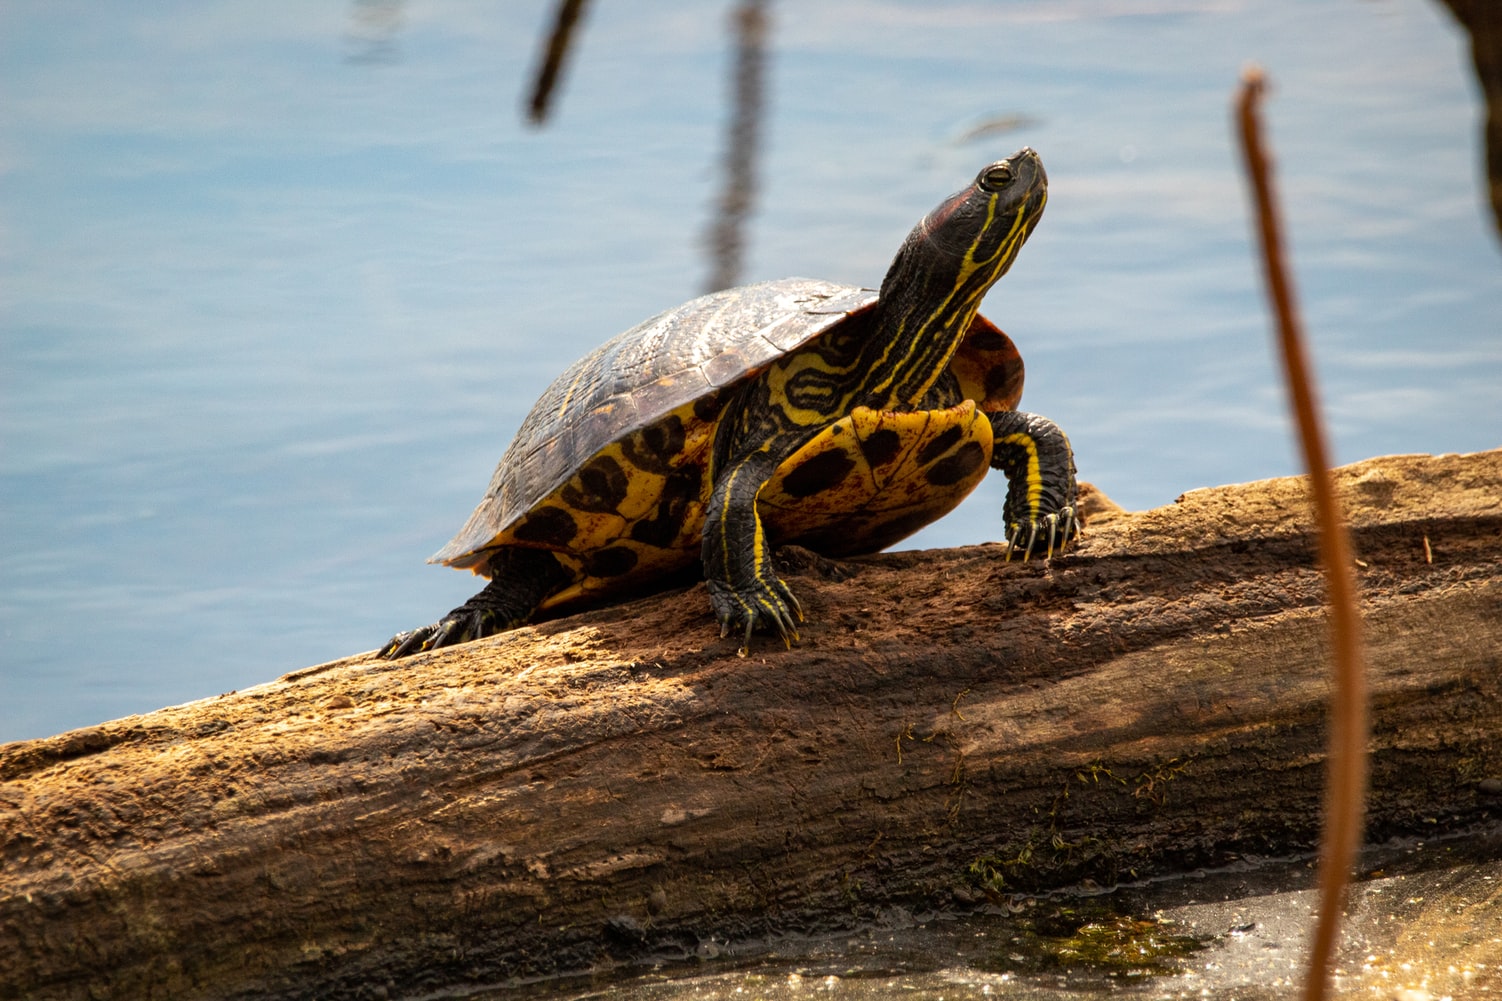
(2, 450), (1500, 1001)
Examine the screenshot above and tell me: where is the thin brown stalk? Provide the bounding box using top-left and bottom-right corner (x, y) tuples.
(525, 0), (590, 126)
(1234, 66), (1369, 1001)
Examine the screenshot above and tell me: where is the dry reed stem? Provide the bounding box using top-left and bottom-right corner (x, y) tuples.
(1235, 65), (1370, 1001)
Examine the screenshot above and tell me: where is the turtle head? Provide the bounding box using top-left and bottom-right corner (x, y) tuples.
(878, 148), (1047, 316)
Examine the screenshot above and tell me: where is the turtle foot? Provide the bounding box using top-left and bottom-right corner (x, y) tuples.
(1005, 506), (1080, 562)
(378, 608), (504, 659)
(379, 549), (570, 659)
(707, 575), (803, 656)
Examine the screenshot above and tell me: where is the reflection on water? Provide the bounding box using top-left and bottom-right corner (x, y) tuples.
(526, 0), (592, 125)
(465, 832), (1500, 1001)
(2, 1), (1500, 742)
(345, 0), (405, 67)
(704, 0), (771, 293)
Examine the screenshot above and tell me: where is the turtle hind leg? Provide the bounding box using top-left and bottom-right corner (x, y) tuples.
(379, 548), (573, 659)
(987, 409), (1080, 560)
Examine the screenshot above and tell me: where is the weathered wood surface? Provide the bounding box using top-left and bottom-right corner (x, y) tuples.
(2, 450), (1500, 1001)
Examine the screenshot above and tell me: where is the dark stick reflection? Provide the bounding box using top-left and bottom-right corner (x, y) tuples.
(704, 0), (771, 293)
(526, 0), (591, 126)
(1436, 0), (1502, 246)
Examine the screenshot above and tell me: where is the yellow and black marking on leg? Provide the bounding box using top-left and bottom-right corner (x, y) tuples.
(760, 402), (994, 556)
(696, 336), (880, 653)
(702, 445), (805, 656)
(987, 409), (1079, 560)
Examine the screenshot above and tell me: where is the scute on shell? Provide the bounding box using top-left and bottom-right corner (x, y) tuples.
(431, 279), (879, 566)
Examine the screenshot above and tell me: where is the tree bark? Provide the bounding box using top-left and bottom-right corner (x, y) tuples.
(2, 450), (1500, 1001)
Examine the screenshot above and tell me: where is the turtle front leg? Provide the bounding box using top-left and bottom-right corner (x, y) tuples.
(988, 410), (1080, 559)
(379, 547), (572, 658)
(701, 448), (804, 655)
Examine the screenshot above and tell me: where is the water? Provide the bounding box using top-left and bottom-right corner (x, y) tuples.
(452, 832), (1502, 1000)
(3, 0), (1499, 742)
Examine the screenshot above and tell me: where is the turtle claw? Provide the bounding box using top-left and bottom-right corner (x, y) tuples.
(378, 607), (499, 659)
(708, 576), (803, 656)
(379, 626), (435, 659)
(1004, 506), (1079, 563)
(737, 619), (755, 659)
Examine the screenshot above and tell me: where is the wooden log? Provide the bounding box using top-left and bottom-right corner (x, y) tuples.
(2, 450), (1499, 1001)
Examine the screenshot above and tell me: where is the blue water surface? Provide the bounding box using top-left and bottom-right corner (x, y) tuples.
(3, 0), (1499, 742)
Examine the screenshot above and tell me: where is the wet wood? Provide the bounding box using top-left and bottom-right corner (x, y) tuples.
(2, 449), (1500, 1001)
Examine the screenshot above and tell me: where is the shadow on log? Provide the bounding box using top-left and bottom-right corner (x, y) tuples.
(2, 450), (1500, 1000)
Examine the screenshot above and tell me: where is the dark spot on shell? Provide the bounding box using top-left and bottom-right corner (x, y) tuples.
(916, 425), (967, 467)
(630, 465), (705, 549)
(779, 448), (858, 498)
(621, 416), (685, 474)
(585, 545), (639, 579)
(858, 428), (903, 469)
(924, 440), (988, 487)
(561, 454), (630, 513)
(984, 365), (1021, 404)
(967, 328), (1010, 352)
(693, 390), (726, 423)
(511, 506), (578, 546)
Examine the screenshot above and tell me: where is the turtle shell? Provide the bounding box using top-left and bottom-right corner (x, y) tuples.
(432, 277), (1024, 578)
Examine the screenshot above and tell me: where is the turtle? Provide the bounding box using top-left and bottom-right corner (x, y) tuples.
(381, 147), (1077, 659)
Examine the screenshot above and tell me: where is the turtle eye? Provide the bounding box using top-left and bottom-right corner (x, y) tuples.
(979, 162), (1014, 191)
